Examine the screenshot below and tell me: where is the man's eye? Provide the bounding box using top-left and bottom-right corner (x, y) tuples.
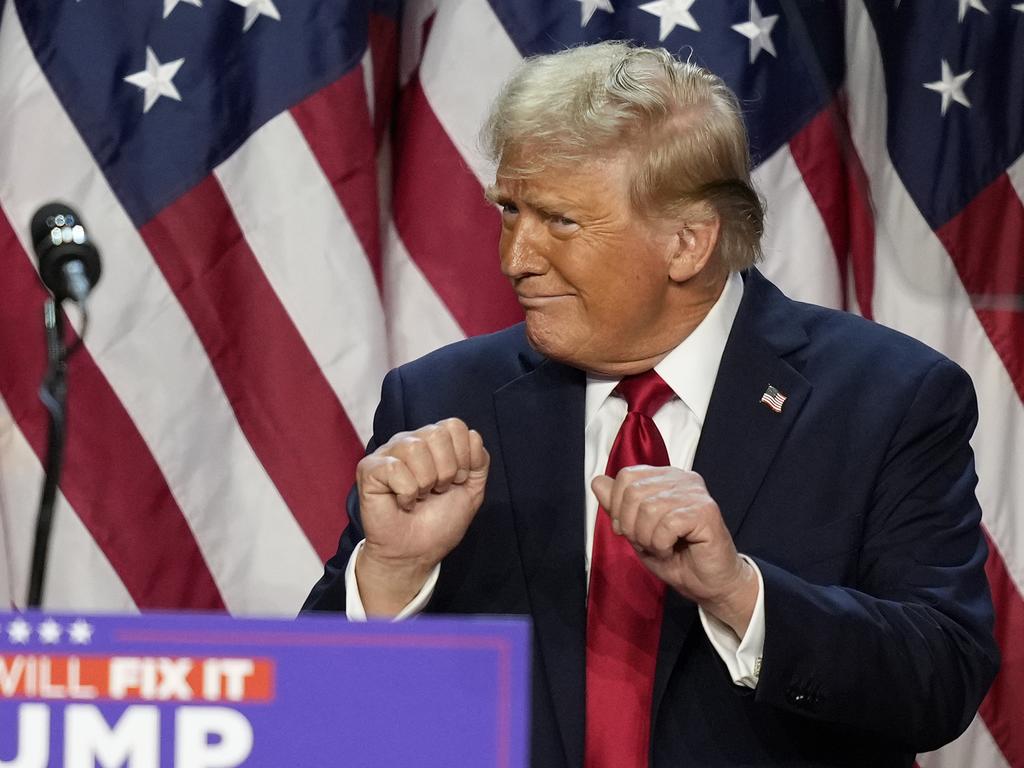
(550, 216), (578, 231)
(500, 203), (519, 216)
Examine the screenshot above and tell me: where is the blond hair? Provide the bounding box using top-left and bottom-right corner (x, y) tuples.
(483, 41), (764, 271)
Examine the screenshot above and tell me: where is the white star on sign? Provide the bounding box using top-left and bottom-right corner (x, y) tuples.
(229, 0), (281, 32)
(163, 0), (201, 19)
(957, 0), (987, 22)
(575, 0), (614, 26)
(1014, 2), (1024, 11)
(37, 618), (62, 644)
(68, 620), (94, 645)
(731, 0), (779, 64)
(124, 47), (184, 113)
(638, 0), (700, 41)
(923, 59), (972, 116)
(6, 618), (31, 644)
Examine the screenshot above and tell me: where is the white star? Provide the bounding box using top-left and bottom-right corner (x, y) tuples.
(731, 1), (779, 64)
(638, 0), (700, 41)
(923, 59), (973, 116)
(229, 0), (281, 32)
(575, 0), (614, 26)
(37, 618), (62, 645)
(1013, 2), (1024, 11)
(163, 0), (201, 19)
(124, 47), (184, 113)
(68, 620), (94, 645)
(957, 0), (987, 22)
(6, 618), (31, 644)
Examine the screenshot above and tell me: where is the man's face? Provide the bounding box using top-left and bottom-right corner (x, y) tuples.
(488, 153), (686, 375)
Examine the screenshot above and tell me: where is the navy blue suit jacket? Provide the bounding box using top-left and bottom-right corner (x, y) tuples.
(305, 270), (998, 767)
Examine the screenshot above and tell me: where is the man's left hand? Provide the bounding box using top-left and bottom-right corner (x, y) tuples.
(592, 466), (759, 637)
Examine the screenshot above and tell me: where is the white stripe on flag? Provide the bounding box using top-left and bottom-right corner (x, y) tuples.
(0, 485), (11, 607)
(917, 715), (1011, 768)
(417, 0), (522, 187)
(215, 112), (389, 443)
(0, 1), (322, 615)
(753, 145), (843, 309)
(384, 220), (465, 367)
(376, 137), (464, 368)
(0, 395), (137, 612)
(1007, 152), (1024, 209)
(398, 0), (439, 86)
(361, 48), (376, 121)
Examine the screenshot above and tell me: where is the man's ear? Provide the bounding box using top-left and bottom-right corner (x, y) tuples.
(667, 207), (721, 283)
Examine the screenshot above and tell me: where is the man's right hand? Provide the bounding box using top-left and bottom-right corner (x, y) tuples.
(354, 418), (490, 616)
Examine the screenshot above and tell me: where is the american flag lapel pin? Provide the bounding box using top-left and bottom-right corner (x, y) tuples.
(759, 384), (787, 413)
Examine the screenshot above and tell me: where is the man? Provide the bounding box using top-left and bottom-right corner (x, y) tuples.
(304, 41), (997, 767)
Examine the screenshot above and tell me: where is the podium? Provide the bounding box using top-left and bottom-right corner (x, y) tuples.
(0, 611), (530, 767)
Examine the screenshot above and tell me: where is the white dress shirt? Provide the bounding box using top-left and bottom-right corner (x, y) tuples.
(346, 271), (765, 688)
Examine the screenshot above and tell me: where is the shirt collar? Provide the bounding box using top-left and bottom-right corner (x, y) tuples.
(585, 270), (744, 427)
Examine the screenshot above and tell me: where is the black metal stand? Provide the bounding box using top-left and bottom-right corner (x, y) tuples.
(28, 298), (69, 609)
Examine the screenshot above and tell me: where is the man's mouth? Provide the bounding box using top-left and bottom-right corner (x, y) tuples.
(516, 293), (574, 308)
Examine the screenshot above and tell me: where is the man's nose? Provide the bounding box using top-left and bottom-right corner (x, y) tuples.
(500, 218), (548, 279)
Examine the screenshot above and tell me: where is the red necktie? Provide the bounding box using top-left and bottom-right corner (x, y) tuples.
(585, 370), (675, 768)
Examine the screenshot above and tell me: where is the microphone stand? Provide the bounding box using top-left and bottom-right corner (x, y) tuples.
(27, 298), (71, 609)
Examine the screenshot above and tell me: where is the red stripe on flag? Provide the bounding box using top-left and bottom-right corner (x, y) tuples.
(787, 101), (876, 318)
(937, 174), (1024, 403)
(292, 67), (382, 286)
(139, 177), (364, 561)
(368, 12), (398, 146)
(392, 75), (523, 337)
(0, 210), (224, 610)
(979, 534), (1024, 768)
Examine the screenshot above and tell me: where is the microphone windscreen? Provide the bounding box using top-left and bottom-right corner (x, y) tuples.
(29, 202), (102, 300)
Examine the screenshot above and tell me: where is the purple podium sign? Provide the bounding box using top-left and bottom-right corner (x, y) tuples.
(0, 611), (530, 767)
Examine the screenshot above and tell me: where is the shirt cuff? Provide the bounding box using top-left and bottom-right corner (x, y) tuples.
(344, 539), (440, 621)
(698, 554), (765, 689)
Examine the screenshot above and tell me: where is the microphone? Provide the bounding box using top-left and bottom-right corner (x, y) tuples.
(31, 202), (102, 304)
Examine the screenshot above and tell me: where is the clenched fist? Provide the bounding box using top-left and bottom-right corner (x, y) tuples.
(355, 418), (489, 616)
(592, 465), (758, 636)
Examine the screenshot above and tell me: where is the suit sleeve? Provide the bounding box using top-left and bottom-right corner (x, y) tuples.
(300, 367), (408, 614)
(752, 357), (999, 751)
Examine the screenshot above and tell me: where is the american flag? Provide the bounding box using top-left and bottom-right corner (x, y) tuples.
(759, 384), (788, 413)
(0, 0), (1019, 764)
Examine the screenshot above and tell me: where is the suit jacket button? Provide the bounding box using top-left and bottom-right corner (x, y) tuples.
(786, 689), (811, 708)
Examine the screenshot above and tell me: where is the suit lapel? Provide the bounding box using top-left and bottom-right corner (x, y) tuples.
(494, 357), (587, 768)
(653, 269), (812, 718)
